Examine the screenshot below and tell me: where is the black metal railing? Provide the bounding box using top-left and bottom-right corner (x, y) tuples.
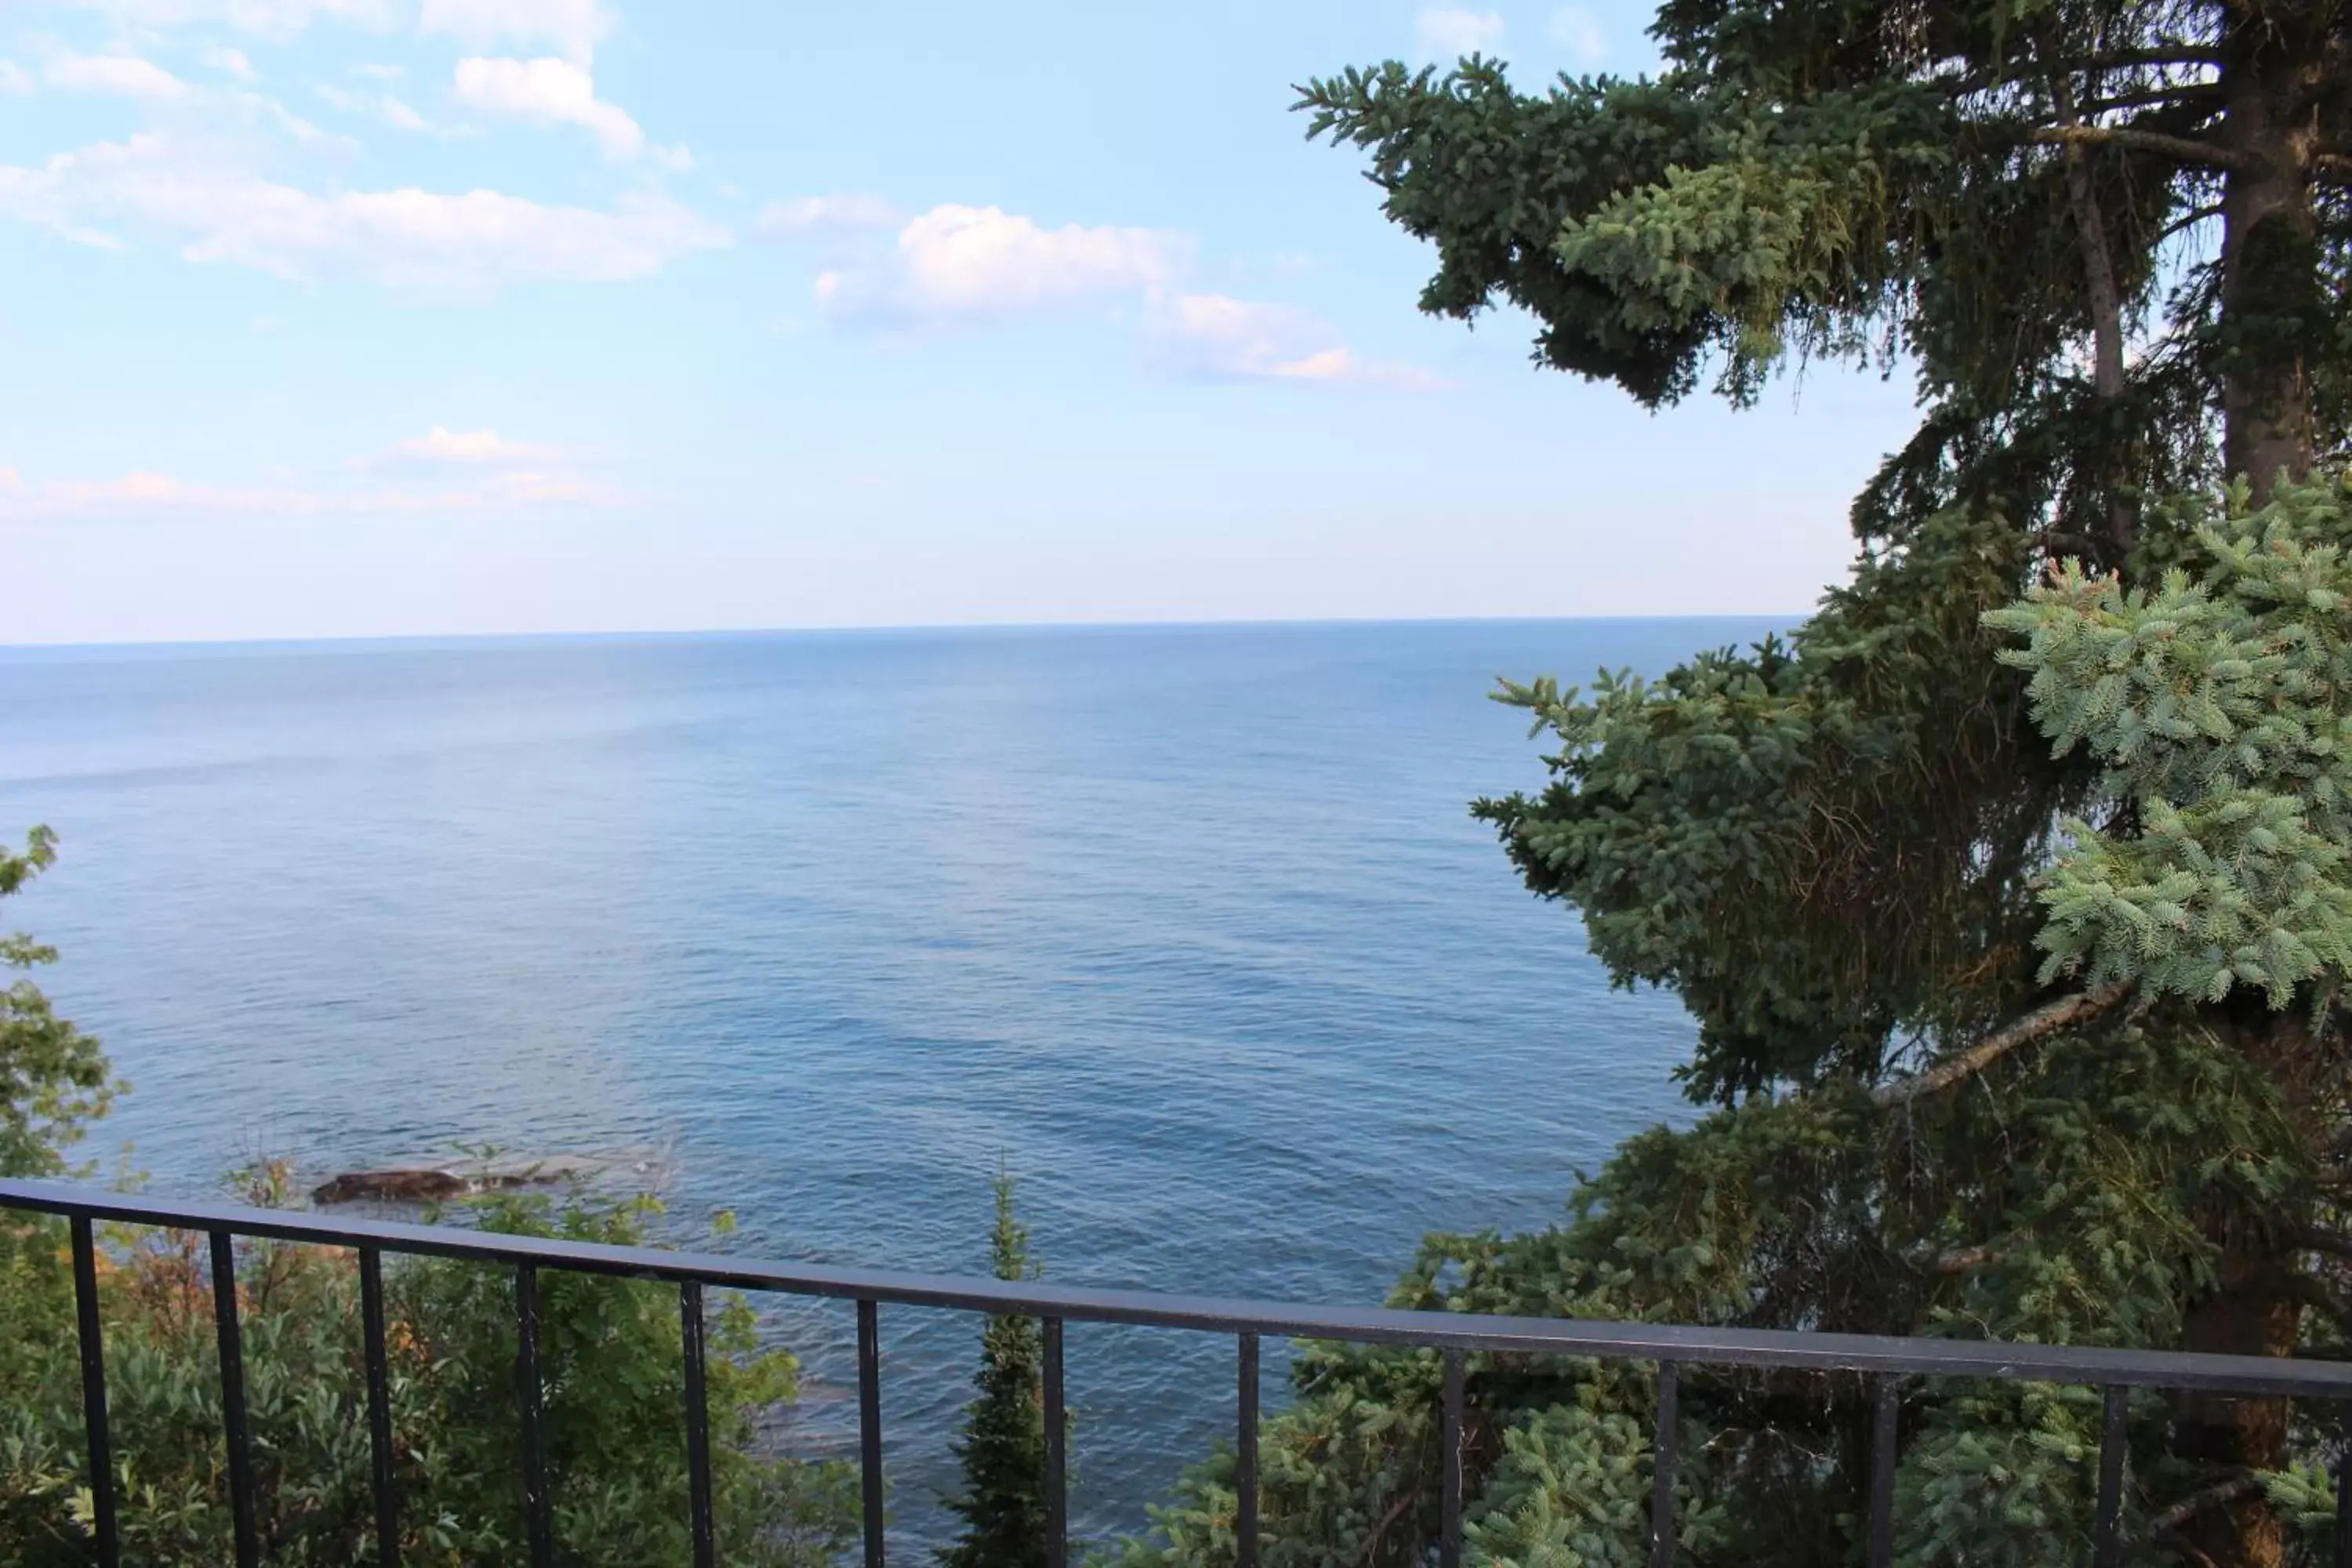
(9, 1174), (2352, 1568)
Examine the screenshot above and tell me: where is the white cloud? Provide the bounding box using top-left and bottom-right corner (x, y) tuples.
(46, 54), (198, 102)
(753, 192), (904, 240)
(64, 0), (397, 39)
(318, 82), (440, 132)
(0, 132), (731, 289)
(453, 56), (646, 160)
(1417, 7), (1506, 56)
(817, 203), (1189, 326)
(203, 45), (258, 78)
(352, 61), (404, 81)
(1151, 293), (1449, 390)
(0, 60), (35, 95)
(1550, 6), (1606, 64)
(419, 0), (611, 64)
(227, 87), (349, 147)
(383, 426), (561, 464)
(0, 463), (618, 518)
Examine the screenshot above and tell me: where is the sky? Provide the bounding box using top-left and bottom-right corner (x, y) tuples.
(0, 0), (1929, 645)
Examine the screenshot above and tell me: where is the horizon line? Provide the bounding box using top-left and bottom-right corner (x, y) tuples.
(0, 609), (1810, 656)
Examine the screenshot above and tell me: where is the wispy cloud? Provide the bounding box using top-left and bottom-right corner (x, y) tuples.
(452, 55), (661, 161)
(1150, 293), (1449, 390)
(1417, 7), (1506, 57)
(62, 0), (398, 41)
(813, 203), (1189, 327)
(1550, 7), (1606, 64)
(201, 45), (258, 79)
(0, 463), (619, 518)
(753, 192), (904, 241)
(0, 60), (33, 95)
(0, 132), (730, 289)
(46, 53), (198, 102)
(316, 80), (441, 132)
(379, 426), (565, 466)
(418, 0), (611, 64)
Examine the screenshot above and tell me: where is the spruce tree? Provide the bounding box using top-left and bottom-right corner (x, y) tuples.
(940, 1171), (1049, 1568)
(1121, 1), (2350, 1563)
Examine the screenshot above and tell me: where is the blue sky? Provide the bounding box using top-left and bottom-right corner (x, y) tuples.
(0, 0), (1925, 644)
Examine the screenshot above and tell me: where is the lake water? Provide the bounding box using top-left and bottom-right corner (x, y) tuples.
(0, 619), (1772, 1548)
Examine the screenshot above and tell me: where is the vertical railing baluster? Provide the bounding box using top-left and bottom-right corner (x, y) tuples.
(516, 1264), (553, 1568)
(2093, 1383), (2127, 1568)
(1044, 1316), (1068, 1568)
(681, 1281), (716, 1568)
(209, 1230), (260, 1568)
(70, 1215), (119, 1568)
(1868, 1376), (1899, 1568)
(2335, 1412), (2352, 1568)
(1440, 1348), (1465, 1568)
(358, 1247), (398, 1568)
(858, 1298), (885, 1568)
(1237, 1332), (1261, 1568)
(1650, 1361), (1679, 1568)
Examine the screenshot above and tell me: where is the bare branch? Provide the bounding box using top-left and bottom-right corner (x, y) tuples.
(2289, 1225), (2352, 1261)
(2150, 1475), (2263, 1538)
(2024, 125), (2257, 170)
(2318, 153), (2352, 185)
(2074, 45), (2227, 70)
(1926, 1243), (1998, 1274)
(2153, 203), (2224, 245)
(2082, 83), (2223, 113)
(1873, 982), (2136, 1109)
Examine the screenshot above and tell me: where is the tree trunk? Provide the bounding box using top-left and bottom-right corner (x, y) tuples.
(2216, 5), (2321, 502)
(2175, 1229), (2299, 1568)
(2052, 74), (2135, 554)
(2175, 21), (2331, 1561)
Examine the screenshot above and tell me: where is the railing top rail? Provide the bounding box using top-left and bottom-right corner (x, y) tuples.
(7, 1176), (2350, 1399)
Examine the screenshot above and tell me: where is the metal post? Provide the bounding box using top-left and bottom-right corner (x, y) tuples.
(1238, 1332), (1261, 1568)
(681, 1281), (716, 1568)
(517, 1264), (552, 1568)
(70, 1215), (118, 1568)
(858, 1298), (885, 1568)
(1650, 1362), (1679, 1568)
(210, 1230), (260, 1568)
(359, 1247), (399, 1568)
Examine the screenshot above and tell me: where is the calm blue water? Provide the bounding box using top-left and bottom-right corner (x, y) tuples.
(0, 619), (1769, 1546)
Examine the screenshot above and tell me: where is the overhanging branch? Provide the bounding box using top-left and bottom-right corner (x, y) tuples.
(2024, 125), (2257, 170)
(1873, 982), (2136, 1109)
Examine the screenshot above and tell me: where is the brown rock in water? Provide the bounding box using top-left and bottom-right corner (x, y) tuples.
(310, 1169), (469, 1206)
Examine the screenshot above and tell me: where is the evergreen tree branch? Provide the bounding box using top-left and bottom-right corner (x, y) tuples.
(1871, 983), (2136, 1109)
(2023, 125), (2256, 169)
(2149, 1475), (2263, 1539)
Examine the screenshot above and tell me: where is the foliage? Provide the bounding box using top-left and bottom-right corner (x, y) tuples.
(0, 828), (118, 1181)
(0, 837), (861, 1566)
(941, 1169), (1050, 1568)
(1123, 0), (2350, 1559)
(1989, 479), (2352, 1004)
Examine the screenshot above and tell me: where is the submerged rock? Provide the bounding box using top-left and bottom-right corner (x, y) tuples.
(308, 1155), (609, 1207)
(309, 1169), (471, 1206)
